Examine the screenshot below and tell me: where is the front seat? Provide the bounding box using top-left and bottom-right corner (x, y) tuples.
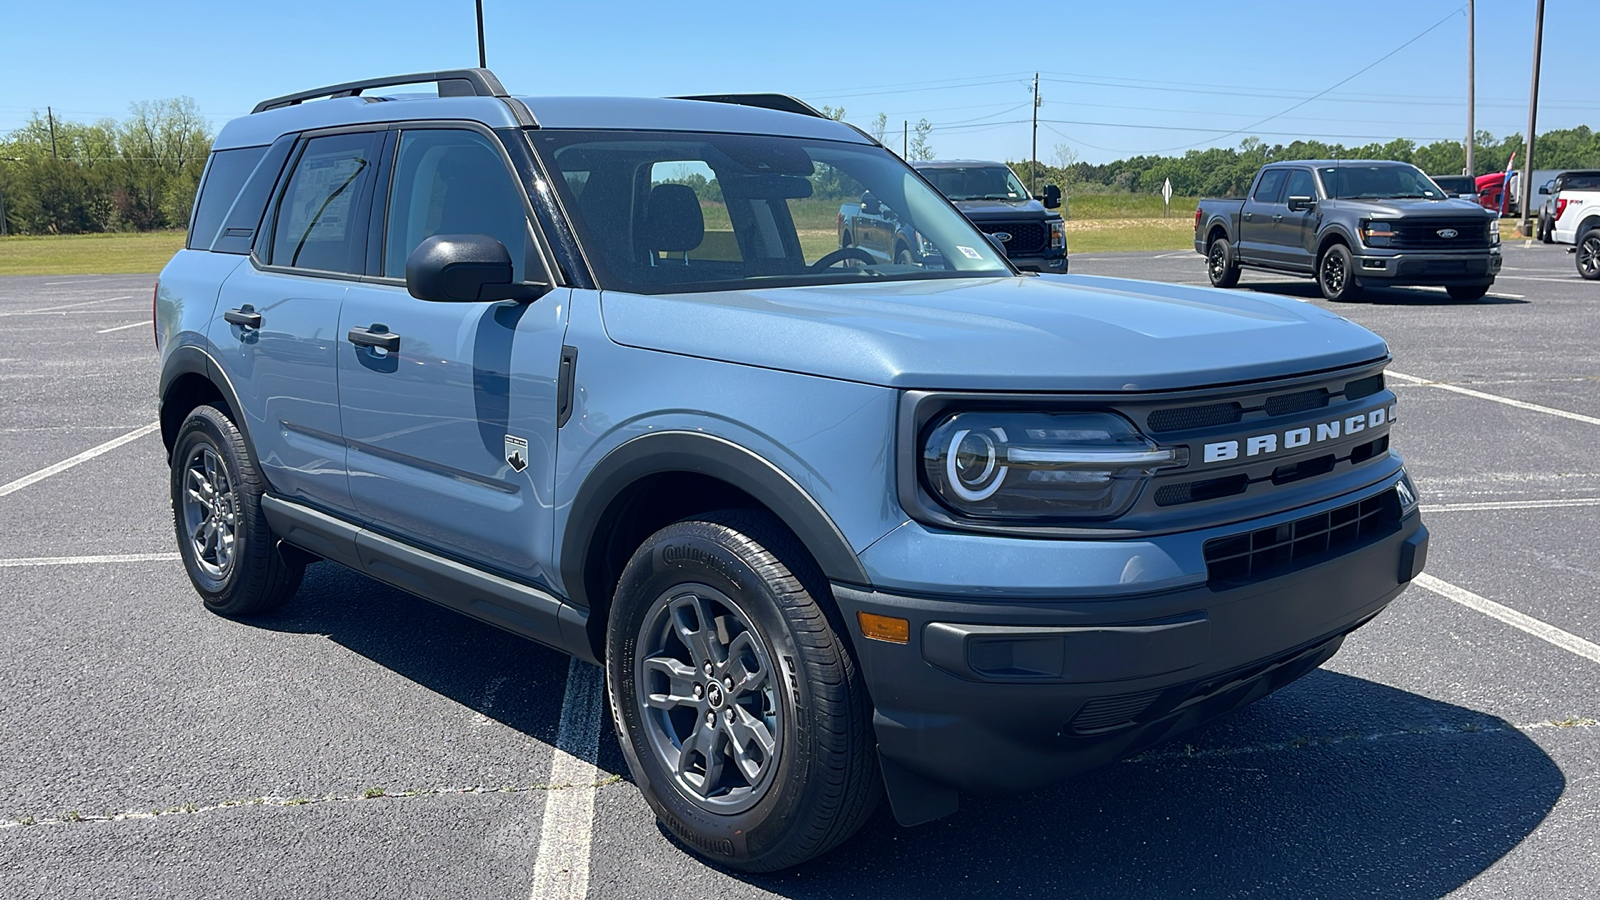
(640, 183), (704, 264)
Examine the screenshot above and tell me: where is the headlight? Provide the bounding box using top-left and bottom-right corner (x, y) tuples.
(1488, 221), (1500, 245)
(1361, 220), (1394, 247)
(921, 411), (1181, 521)
(1048, 219), (1067, 250)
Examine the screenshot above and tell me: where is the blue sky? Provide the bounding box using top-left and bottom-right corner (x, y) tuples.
(4, 0), (1590, 165)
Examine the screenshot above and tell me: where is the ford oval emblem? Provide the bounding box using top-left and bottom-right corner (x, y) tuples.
(991, 232), (1013, 242)
(1437, 228), (1458, 239)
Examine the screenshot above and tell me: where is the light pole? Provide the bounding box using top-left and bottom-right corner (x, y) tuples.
(475, 0), (487, 68)
(1465, 0), (1474, 176)
(1519, 0), (1545, 236)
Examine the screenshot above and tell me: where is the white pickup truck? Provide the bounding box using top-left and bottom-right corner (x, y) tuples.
(1545, 171), (1600, 279)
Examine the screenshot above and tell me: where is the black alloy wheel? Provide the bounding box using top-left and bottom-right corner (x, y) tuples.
(1318, 244), (1362, 302)
(1578, 230), (1600, 281)
(1207, 238), (1240, 288)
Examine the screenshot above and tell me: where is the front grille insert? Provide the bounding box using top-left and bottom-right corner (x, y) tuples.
(1147, 402), (1242, 433)
(1154, 474), (1249, 507)
(1202, 489), (1402, 586)
(1270, 453), (1335, 485)
(976, 221), (1047, 255)
(1344, 373), (1385, 401)
(1391, 219), (1491, 250)
(1350, 434), (1390, 464)
(1264, 388), (1329, 417)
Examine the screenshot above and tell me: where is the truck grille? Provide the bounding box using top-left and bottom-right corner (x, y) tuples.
(976, 221), (1047, 255)
(1390, 219), (1491, 249)
(1202, 488), (1401, 586)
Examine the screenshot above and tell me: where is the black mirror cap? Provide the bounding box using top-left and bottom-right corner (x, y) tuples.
(405, 234), (547, 302)
(1287, 195), (1315, 212)
(1042, 184), (1062, 209)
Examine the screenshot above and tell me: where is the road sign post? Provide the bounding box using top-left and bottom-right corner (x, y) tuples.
(1162, 178), (1173, 219)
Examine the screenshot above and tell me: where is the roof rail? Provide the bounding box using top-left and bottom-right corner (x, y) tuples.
(674, 94), (828, 120)
(252, 68), (510, 114)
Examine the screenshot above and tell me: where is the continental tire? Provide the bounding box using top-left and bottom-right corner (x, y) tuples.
(605, 510), (879, 872)
(170, 404), (304, 617)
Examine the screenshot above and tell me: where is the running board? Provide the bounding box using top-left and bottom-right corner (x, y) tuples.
(261, 496), (595, 664)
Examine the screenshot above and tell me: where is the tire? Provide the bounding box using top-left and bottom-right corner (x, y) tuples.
(1206, 237), (1240, 288)
(1446, 283), (1491, 301)
(1578, 230), (1600, 281)
(895, 244), (914, 266)
(1540, 215), (1553, 244)
(605, 510), (879, 872)
(170, 404), (304, 616)
(1317, 244), (1363, 302)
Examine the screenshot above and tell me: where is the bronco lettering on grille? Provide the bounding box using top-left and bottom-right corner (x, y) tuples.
(1202, 404), (1395, 464)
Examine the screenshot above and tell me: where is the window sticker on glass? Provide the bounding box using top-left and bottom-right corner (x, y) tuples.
(283, 154), (366, 242)
(957, 245), (982, 259)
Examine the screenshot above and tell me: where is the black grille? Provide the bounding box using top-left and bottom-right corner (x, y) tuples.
(1397, 258), (1489, 277)
(1147, 402), (1242, 433)
(1264, 388), (1329, 417)
(977, 221), (1047, 255)
(1203, 489), (1402, 586)
(1069, 690), (1163, 734)
(1390, 219), (1491, 249)
(1344, 373), (1385, 401)
(1154, 474), (1248, 507)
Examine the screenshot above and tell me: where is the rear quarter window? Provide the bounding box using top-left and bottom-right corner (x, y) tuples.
(187, 147), (268, 251)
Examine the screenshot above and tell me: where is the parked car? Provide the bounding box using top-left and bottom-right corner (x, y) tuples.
(1430, 174), (1476, 199)
(837, 191), (937, 266)
(1544, 170), (1600, 253)
(912, 160), (1067, 272)
(1196, 160), (1501, 301)
(159, 69), (1427, 872)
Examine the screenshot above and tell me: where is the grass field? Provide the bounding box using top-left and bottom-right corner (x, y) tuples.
(0, 232), (186, 276)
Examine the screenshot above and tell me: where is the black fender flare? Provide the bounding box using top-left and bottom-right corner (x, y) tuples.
(559, 431), (871, 612)
(1317, 225), (1357, 259)
(158, 344), (256, 459)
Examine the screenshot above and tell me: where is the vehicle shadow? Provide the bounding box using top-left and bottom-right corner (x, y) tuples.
(257, 564), (1562, 899)
(1241, 280), (1530, 306)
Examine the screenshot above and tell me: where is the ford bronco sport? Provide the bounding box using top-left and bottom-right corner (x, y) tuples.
(158, 69), (1428, 871)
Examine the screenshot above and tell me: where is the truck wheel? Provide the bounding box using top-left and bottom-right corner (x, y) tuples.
(606, 510), (879, 872)
(895, 244), (915, 266)
(170, 404), (304, 616)
(1540, 217), (1553, 243)
(1317, 244), (1363, 302)
(1578, 230), (1600, 280)
(1446, 283), (1491, 301)
(1206, 238), (1240, 288)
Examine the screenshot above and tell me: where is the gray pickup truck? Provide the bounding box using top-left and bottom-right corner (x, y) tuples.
(1196, 160), (1501, 301)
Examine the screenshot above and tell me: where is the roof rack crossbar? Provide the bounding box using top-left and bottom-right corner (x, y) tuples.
(673, 94), (828, 120)
(252, 68), (508, 114)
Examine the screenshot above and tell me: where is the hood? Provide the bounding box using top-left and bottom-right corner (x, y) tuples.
(947, 197), (1053, 220)
(1323, 197), (1495, 219)
(600, 274), (1388, 392)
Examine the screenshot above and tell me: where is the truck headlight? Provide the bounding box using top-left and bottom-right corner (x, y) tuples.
(921, 411), (1181, 521)
(1361, 220), (1394, 247)
(1048, 220), (1067, 250)
(1488, 221), (1500, 245)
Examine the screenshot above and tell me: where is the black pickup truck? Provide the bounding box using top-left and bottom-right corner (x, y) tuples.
(1195, 160), (1501, 301)
(915, 160), (1067, 272)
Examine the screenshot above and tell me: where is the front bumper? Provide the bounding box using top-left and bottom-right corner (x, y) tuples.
(1352, 249), (1501, 285)
(834, 503), (1427, 799)
(1009, 253), (1068, 273)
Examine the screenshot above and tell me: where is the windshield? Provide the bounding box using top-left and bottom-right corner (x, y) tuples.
(1317, 164), (1447, 200)
(917, 165), (1031, 202)
(530, 130), (1011, 295)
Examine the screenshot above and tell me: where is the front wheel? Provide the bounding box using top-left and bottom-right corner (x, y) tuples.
(605, 511), (879, 872)
(1446, 282), (1492, 301)
(1578, 230), (1600, 281)
(1318, 244), (1363, 302)
(1207, 238), (1240, 288)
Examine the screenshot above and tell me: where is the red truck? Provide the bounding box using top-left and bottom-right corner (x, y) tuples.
(1473, 171), (1520, 217)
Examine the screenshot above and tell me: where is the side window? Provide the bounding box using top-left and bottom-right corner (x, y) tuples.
(1253, 169), (1288, 203)
(188, 146), (267, 251)
(384, 129), (532, 280)
(267, 132), (380, 273)
(1284, 169), (1317, 201)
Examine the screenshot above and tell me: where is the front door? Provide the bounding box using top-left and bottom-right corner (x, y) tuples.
(336, 126), (568, 585)
(1276, 168), (1320, 272)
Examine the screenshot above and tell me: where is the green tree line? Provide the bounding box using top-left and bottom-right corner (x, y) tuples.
(0, 99), (211, 235)
(1009, 126), (1600, 199)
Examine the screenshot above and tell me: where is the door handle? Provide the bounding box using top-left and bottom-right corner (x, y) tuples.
(224, 307), (261, 329)
(1272, 214), (1284, 223)
(347, 325), (400, 352)
(1243, 212), (1253, 221)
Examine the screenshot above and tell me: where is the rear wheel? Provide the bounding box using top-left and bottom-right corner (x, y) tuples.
(1206, 238), (1240, 288)
(1317, 244), (1362, 302)
(895, 244), (915, 266)
(1446, 283), (1491, 301)
(170, 404), (303, 616)
(1578, 229), (1600, 280)
(605, 510), (879, 872)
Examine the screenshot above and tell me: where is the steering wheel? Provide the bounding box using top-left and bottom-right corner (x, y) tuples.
(810, 247), (877, 270)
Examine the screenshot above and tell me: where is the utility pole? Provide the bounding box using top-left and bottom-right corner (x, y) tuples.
(1519, 0), (1545, 236)
(1465, 0), (1475, 176)
(475, 0), (487, 67)
(903, 120), (908, 158)
(47, 106), (58, 159)
(1031, 73), (1040, 194)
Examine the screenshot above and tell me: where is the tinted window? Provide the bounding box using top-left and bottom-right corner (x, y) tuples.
(1253, 170), (1288, 203)
(1284, 169), (1317, 200)
(1563, 173), (1600, 191)
(383, 129), (532, 280)
(267, 132), (380, 273)
(188, 146), (267, 251)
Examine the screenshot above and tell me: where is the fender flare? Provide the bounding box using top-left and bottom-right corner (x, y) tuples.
(1317, 224), (1357, 258)
(559, 430), (871, 611)
(158, 345), (256, 458)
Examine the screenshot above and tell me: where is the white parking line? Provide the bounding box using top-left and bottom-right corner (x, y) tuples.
(1414, 573), (1600, 666)
(0, 422), (160, 498)
(42, 278), (122, 286)
(96, 320), (151, 334)
(1388, 371), (1600, 426)
(0, 553), (179, 568)
(0, 295), (135, 317)
(1423, 498), (1600, 512)
(529, 658), (605, 900)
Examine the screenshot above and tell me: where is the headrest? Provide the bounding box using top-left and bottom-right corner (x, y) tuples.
(642, 183), (704, 253)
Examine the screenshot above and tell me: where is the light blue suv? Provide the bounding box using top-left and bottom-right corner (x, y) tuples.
(157, 69), (1428, 871)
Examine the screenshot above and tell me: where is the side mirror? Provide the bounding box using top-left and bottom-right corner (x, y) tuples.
(1040, 184), (1062, 209)
(985, 232), (1010, 255)
(1538, 184), (1551, 195)
(1286, 195), (1315, 212)
(405, 234), (546, 303)
(860, 193), (881, 216)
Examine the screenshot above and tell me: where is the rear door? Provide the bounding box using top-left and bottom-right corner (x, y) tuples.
(1238, 169), (1286, 263)
(336, 124), (569, 585)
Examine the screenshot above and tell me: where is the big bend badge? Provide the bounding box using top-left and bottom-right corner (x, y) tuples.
(504, 434), (529, 473)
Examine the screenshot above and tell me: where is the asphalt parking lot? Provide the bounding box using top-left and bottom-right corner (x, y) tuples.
(2, 242), (1596, 899)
